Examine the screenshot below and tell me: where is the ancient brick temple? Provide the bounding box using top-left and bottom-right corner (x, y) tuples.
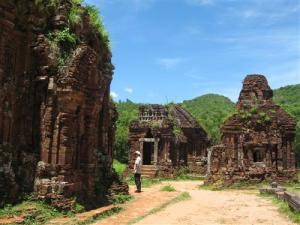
(208, 75), (297, 183)
(128, 104), (210, 177)
(0, 0), (127, 208)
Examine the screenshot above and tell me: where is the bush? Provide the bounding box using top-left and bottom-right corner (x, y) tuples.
(72, 201), (85, 213)
(69, 6), (82, 25)
(113, 160), (127, 178)
(112, 194), (133, 204)
(48, 28), (76, 47)
(86, 5), (110, 48)
(250, 107), (258, 114)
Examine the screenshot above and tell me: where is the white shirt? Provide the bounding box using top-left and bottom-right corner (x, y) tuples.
(134, 156), (142, 174)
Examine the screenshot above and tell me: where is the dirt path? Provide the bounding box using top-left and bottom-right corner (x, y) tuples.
(93, 183), (179, 225)
(135, 181), (296, 225)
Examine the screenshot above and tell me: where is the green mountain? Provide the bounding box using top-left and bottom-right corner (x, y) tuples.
(115, 99), (140, 163)
(114, 84), (300, 164)
(273, 84), (300, 164)
(181, 94), (235, 143)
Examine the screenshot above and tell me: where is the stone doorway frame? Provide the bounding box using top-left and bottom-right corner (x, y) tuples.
(139, 138), (159, 165)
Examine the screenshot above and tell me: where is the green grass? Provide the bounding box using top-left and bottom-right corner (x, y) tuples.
(86, 5), (110, 48)
(260, 193), (300, 224)
(198, 180), (270, 191)
(173, 174), (205, 181)
(127, 192), (191, 225)
(126, 176), (162, 188)
(112, 194), (133, 205)
(113, 160), (127, 178)
(160, 185), (176, 192)
(76, 207), (123, 225)
(0, 200), (65, 225)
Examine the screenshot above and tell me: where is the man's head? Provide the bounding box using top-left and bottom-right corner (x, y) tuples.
(135, 151), (141, 157)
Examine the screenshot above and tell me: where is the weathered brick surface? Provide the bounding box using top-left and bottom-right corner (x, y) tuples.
(208, 75), (297, 184)
(0, 0), (127, 208)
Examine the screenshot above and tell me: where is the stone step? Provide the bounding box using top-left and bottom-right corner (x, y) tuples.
(142, 165), (157, 169)
(141, 165), (158, 178)
(141, 167), (157, 172)
(142, 171), (156, 176)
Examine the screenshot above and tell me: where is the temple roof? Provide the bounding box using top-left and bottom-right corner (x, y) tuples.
(222, 75), (296, 134)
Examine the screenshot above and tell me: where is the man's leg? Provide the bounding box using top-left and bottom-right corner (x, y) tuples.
(137, 173), (141, 192)
(134, 173), (139, 191)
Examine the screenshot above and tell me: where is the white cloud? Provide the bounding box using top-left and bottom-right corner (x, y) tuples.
(157, 57), (185, 70)
(186, 0), (214, 6)
(234, 1), (299, 22)
(241, 10), (260, 18)
(125, 87), (133, 93)
(110, 91), (119, 99)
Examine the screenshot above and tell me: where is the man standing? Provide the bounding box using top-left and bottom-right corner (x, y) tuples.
(134, 151), (142, 193)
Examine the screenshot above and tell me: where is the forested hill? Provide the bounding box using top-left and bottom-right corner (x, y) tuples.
(114, 84), (300, 163)
(180, 94), (235, 143)
(273, 84), (300, 163)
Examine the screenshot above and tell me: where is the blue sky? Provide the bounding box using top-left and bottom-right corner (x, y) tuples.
(85, 0), (300, 103)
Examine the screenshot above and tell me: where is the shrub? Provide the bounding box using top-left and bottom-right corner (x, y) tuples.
(113, 160), (127, 178)
(86, 5), (110, 48)
(48, 28), (76, 47)
(112, 194), (133, 204)
(69, 6), (82, 25)
(250, 107), (258, 114)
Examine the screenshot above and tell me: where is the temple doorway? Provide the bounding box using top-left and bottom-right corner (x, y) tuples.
(143, 129), (154, 165)
(143, 141), (154, 165)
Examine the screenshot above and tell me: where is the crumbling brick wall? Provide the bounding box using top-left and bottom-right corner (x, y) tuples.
(0, 0), (127, 208)
(208, 75), (297, 184)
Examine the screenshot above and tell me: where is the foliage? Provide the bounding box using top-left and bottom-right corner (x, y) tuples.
(72, 201), (85, 213)
(160, 185), (176, 192)
(113, 160), (127, 178)
(181, 94), (236, 143)
(34, 0), (60, 12)
(48, 28), (76, 48)
(47, 28), (77, 71)
(0, 200), (64, 225)
(260, 193), (300, 224)
(69, 6), (82, 26)
(86, 5), (110, 48)
(273, 84), (300, 166)
(112, 194), (133, 205)
(114, 100), (140, 163)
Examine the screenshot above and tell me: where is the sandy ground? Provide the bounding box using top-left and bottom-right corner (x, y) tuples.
(94, 183), (179, 225)
(136, 181), (296, 225)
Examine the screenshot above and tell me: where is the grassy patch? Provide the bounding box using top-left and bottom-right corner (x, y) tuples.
(172, 166), (205, 181)
(0, 201), (65, 224)
(260, 193), (300, 224)
(127, 192), (191, 224)
(113, 160), (127, 178)
(76, 207), (123, 225)
(126, 176), (162, 188)
(173, 174), (205, 181)
(198, 183), (218, 191)
(160, 185), (176, 192)
(112, 194), (133, 205)
(198, 180), (270, 191)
